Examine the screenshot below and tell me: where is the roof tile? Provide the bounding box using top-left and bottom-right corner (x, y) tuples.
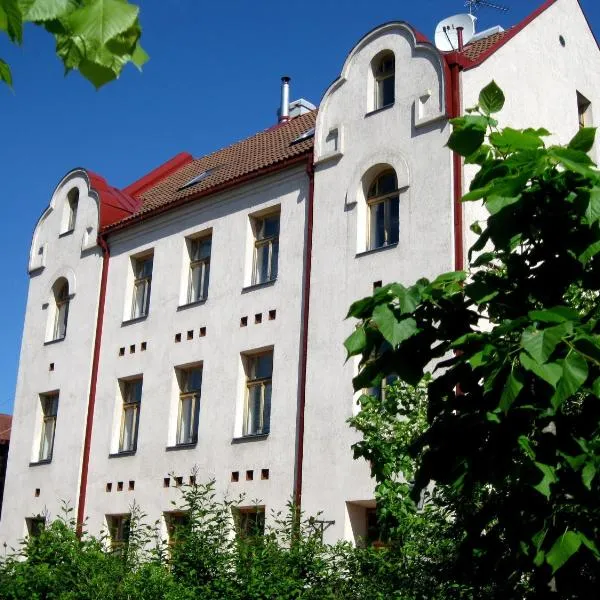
(0, 414), (11, 443)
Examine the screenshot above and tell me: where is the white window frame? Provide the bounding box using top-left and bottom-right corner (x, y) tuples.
(243, 352), (273, 437)
(52, 282), (70, 341)
(176, 366), (202, 445)
(66, 189), (78, 232)
(187, 236), (211, 304)
(38, 393), (58, 462)
(367, 170), (400, 250)
(119, 379), (142, 453)
(252, 213), (279, 285)
(374, 53), (395, 110)
(130, 254), (153, 319)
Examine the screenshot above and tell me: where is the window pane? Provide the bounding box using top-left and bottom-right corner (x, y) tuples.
(370, 202), (386, 249)
(132, 282), (146, 318)
(382, 76), (395, 107)
(178, 397), (194, 444)
(184, 368), (203, 392)
(259, 216), (279, 239)
(251, 354), (273, 380)
(39, 418), (56, 460)
(136, 257), (153, 279)
(254, 243), (270, 284)
(389, 197), (399, 244)
(121, 406), (137, 451)
(270, 240), (279, 281)
(263, 383), (272, 434)
(246, 385), (262, 435)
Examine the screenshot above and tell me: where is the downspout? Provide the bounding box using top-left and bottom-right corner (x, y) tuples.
(449, 56), (464, 271)
(76, 234), (110, 536)
(293, 154), (315, 510)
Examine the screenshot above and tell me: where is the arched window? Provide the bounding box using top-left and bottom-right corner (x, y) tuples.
(52, 280), (70, 340)
(373, 52), (395, 110)
(66, 188), (78, 232)
(367, 169), (399, 249)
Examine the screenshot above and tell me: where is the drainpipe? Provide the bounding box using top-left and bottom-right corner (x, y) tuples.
(293, 154), (315, 510)
(76, 233), (110, 536)
(279, 76), (291, 123)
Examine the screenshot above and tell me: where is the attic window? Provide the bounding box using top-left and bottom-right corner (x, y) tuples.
(179, 168), (216, 191)
(290, 128), (315, 145)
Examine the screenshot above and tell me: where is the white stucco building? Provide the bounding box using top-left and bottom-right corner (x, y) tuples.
(1, 0), (598, 548)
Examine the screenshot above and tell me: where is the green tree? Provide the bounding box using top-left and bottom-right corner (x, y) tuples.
(346, 82), (600, 598)
(1, 0), (147, 89)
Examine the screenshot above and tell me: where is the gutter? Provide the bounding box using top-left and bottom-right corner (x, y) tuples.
(293, 154), (315, 510)
(76, 234), (110, 536)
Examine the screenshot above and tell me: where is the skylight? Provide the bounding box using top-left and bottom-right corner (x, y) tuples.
(179, 168), (215, 191)
(290, 127), (315, 145)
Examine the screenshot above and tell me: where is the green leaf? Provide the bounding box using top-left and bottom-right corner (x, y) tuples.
(518, 435), (536, 459)
(68, 0), (139, 46)
(519, 352), (561, 388)
(479, 80), (505, 115)
(447, 125), (485, 157)
(465, 280), (498, 304)
(549, 147), (598, 179)
(131, 41), (148, 69)
(552, 350), (588, 409)
(500, 367), (524, 412)
(346, 297), (374, 319)
(344, 327), (366, 359)
(582, 463), (596, 490)
(579, 240), (600, 265)
(0, 57), (12, 86)
(593, 376), (600, 398)
(568, 127), (596, 153)
(372, 304), (418, 347)
(489, 127), (544, 151)
(389, 283), (420, 314)
(533, 462), (558, 499)
(78, 59), (117, 89)
(528, 306), (579, 324)
(0, 0), (23, 43)
(584, 187), (600, 225)
(486, 195), (520, 216)
(546, 531), (582, 573)
(521, 323), (571, 364)
(18, 0), (74, 22)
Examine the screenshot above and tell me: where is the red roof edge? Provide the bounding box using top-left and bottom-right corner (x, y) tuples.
(459, 0), (559, 70)
(87, 171), (142, 230)
(123, 152), (194, 198)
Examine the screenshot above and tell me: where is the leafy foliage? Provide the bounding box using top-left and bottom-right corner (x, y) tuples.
(0, 0), (147, 89)
(346, 81), (600, 598)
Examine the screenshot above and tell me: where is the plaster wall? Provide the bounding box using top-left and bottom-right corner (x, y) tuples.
(0, 173), (103, 547)
(303, 23), (454, 544)
(461, 0), (600, 248)
(82, 167), (308, 537)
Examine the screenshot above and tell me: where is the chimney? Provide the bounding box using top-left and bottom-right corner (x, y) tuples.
(279, 76), (290, 123)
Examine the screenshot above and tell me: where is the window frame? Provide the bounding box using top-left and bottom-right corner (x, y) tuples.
(187, 235), (211, 304)
(118, 378), (142, 453)
(52, 282), (70, 341)
(26, 516), (46, 538)
(243, 352), (273, 437)
(251, 213), (280, 286)
(374, 53), (395, 110)
(165, 511), (190, 548)
(176, 366), (202, 446)
(38, 393), (59, 462)
(233, 506), (266, 539)
(107, 514), (131, 553)
(367, 170), (400, 250)
(130, 254), (153, 320)
(66, 189), (79, 233)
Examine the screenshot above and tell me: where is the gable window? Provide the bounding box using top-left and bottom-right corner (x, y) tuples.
(243, 352), (273, 436)
(107, 514), (130, 553)
(52, 280), (70, 340)
(187, 235), (211, 303)
(131, 254), (153, 319)
(66, 189), (78, 232)
(577, 91), (592, 129)
(374, 52), (395, 110)
(26, 516), (46, 537)
(119, 378), (142, 453)
(176, 366), (202, 445)
(252, 213), (279, 285)
(233, 506), (265, 538)
(367, 170), (399, 249)
(38, 393), (58, 462)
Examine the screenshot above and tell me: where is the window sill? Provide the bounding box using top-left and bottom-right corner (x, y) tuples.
(177, 299), (207, 312)
(44, 337), (65, 346)
(241, 280), (276, 294)
(29, 459), (52, 467)
(108, 450), (137, 458)
(166, 442), (197, 452)
(231, 433), (269, 444)
(121, 315), (148, 327)
(365, 103), (394, 118)
(58, 229), (74, 239)
(355, 242), (398, 258)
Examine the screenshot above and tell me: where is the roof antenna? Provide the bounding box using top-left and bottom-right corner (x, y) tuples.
(466, 0), (509, 14)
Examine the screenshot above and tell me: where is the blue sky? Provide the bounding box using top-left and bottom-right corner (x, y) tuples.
(1, 0), (599, 415)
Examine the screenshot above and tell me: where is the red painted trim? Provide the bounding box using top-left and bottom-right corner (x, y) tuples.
(293, 155), (314, 510)
(449, 60), (464, 271)
(461, 0), (559, 70)
(123, 152), (193, 198)
(103, 153), (311, 234)
(76, 234), (110, 536)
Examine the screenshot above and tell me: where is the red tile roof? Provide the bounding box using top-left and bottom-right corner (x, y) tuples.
(104, 111), (317, 232)
(0, 414), (11, 444)
(461, 30), (511, 62)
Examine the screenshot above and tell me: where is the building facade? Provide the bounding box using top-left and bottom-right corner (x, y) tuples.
(1, 0), (598, 548)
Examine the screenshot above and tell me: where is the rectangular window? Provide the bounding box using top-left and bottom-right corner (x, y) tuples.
(187, 236), (211, 303)
(119, 378), (142, 453)
(107, 514), (130, 552)
(26, 516), (45, 537)
(66, 190), (78, 232)
(39, 393), (58, 462)
(131, 254), (153, 319)
(176, 366), (202, 445)
(233, 506), (265, 538)
(577, 92), (592, 129)
(375, 55), (395, 109)
(367, 171), (399, 250)
(252, 214), (279, 285)
(165, 511), (189, 547)
(243, 352), (273, 436)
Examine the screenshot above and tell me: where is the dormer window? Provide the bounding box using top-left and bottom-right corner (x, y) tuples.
(374, 52), (395, 110)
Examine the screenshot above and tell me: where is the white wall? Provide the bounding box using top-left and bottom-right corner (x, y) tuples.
(0, 172), (103, 548)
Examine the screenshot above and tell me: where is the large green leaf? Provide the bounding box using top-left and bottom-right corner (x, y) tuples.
(519, 352), (561, 389)
(372, 304), (418, 347)
(0, 0), (23, 43)
(521, 323), (571, 364)
(551, 350), (588, 409)
(584, 187), (600, 225)
(18, 0), (74, 22)
(533, 462), (558, 499)
(500, 366), (524, 412)
(528, 306), (579, 324)
(489, 127), (544, 152)
(344, 327), (367, 359)
(582, 462), (596, 490)
(546, 531), (582, 573)
(479, 80), (505, 115)
(67, 0), (139, 46)
(549, 147), (599, 179)
(447, 125), (485, 157)
(568, 127), (596, 153)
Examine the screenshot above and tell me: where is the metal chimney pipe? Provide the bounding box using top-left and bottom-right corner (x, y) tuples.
(280, 76), (290, 123)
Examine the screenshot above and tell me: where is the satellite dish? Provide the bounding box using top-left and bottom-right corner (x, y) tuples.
(434, 13), (476, 51)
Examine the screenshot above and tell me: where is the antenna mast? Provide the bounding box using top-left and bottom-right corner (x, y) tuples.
(466, 0), (509, 15)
